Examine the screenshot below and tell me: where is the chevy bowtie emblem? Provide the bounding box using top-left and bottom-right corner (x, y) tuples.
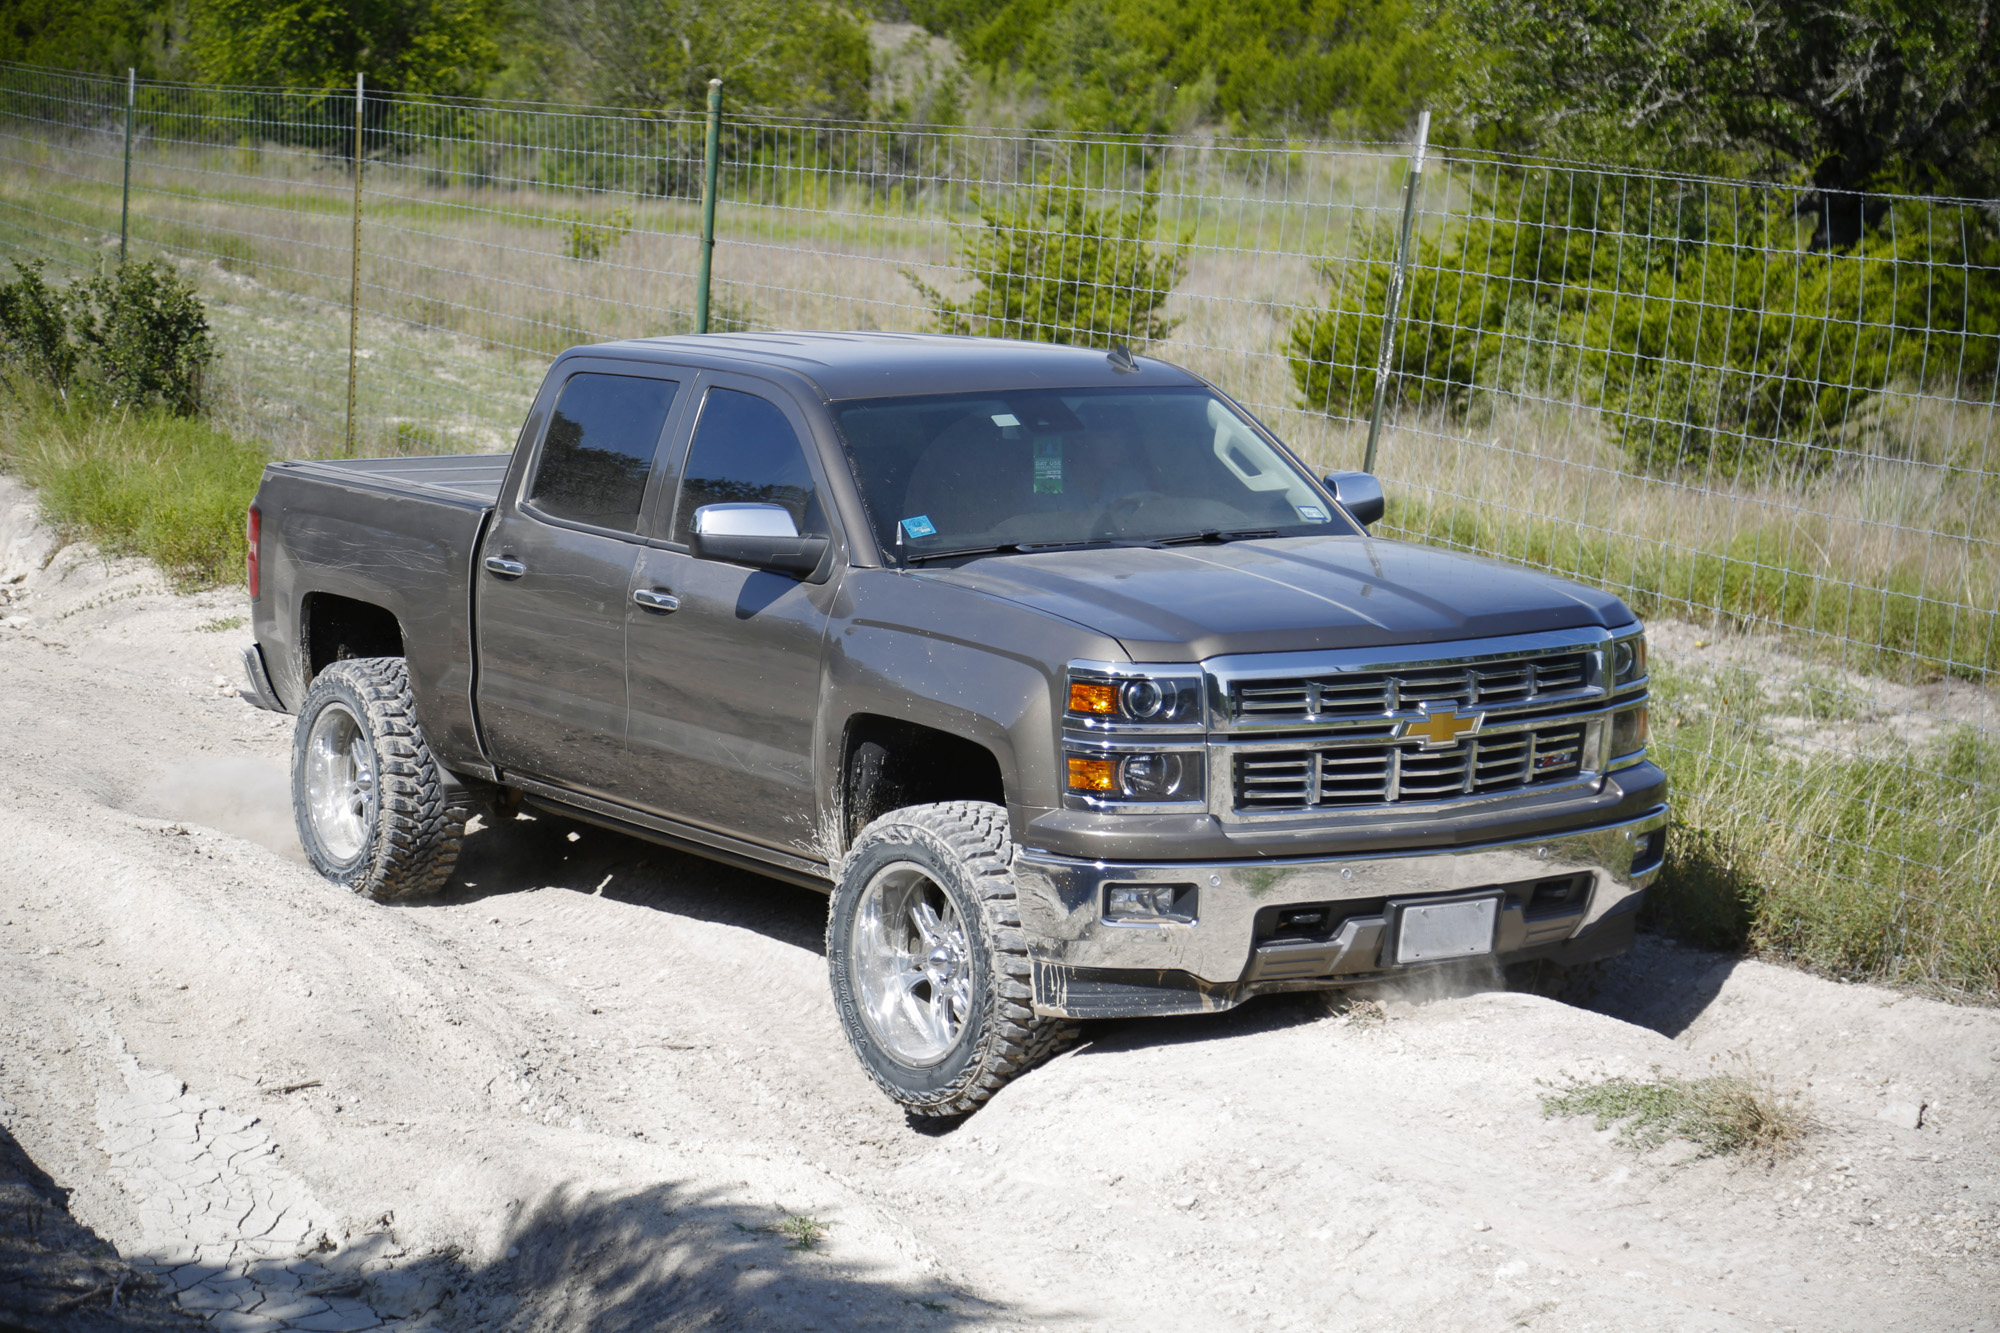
(1398, 704), (1484, 750)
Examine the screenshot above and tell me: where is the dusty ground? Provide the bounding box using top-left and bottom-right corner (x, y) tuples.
(1, 473), (1998, 1332)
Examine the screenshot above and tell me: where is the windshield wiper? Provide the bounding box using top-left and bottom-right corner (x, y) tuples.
(902, 542), (1028, 564)
(902, 537), (1156, 564)
(1155, 527), (1281, 546)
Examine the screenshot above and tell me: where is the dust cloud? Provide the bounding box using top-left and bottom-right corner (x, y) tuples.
(137, 756), (303, 861)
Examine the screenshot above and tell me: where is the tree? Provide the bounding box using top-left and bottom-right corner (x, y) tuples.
(909, 173), (1189, 345)
(1434, 0), (2000, 247)
(0, 0), (182, 78)
(914, 0), (1450, 137)
(504, 0), (871, 117)
(186, 0), (505, 94)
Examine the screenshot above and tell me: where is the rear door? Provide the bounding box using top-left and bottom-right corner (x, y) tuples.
(474, 364), (683, 801)
(624, 374), (842, 854)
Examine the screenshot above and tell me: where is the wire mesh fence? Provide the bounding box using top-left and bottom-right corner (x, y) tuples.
(1, 59), (1994, 995)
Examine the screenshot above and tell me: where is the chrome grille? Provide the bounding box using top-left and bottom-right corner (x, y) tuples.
(1232, 652), (1592, 723)
(1232, 721), (1590, 811)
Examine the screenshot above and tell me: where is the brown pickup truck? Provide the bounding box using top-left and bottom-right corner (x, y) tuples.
(245, 332), (1666, 1115)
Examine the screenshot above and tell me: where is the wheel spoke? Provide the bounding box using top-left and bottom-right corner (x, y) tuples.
(910, 899), (945, 950)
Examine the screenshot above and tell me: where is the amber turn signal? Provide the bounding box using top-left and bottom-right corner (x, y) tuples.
(1067, 756), (1119, 791)
(1068, 681), (1119, 715)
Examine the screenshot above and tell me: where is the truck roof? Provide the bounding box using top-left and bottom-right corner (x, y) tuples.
(576, 331), (1206, 401)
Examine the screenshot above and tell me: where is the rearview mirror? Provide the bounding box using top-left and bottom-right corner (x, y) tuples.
(1322, 470), (1384, 528)
(690, 503), (830, 579)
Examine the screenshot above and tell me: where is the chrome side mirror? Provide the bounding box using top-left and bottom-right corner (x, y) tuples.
(690, 503), (830, 579)
(1322, 470), (1384, 528)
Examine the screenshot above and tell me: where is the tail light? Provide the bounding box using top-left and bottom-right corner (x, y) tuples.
(246, 505), (261, 598)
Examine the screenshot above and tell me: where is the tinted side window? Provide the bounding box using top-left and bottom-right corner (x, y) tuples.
(526, 372), (679, 533)
(674, 387), (825, 538)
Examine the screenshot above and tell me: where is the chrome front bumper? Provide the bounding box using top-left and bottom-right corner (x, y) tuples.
(1012, 806), (1668, 1010)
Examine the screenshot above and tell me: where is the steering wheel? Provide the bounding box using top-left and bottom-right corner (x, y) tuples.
(1095, 491), (1171, 539)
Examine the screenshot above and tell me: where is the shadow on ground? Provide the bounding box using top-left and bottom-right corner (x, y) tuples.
(1577, 932), (1738, 1037)
(356, 1179), (1013, 1331)
(0, 1120), (199, 1332)
(436, 808), (832, 955)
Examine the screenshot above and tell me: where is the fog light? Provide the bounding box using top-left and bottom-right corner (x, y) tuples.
(1610, 705), (1649, 760)
(1104, 882), (1196, 923)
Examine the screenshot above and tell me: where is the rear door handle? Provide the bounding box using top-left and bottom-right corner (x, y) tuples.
(483, 555), (527, 579)
(633, 587), (681, 612)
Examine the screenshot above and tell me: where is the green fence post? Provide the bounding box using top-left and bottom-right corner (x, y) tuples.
(696, 78), (722, 335)
(345, 72), (364, 457)
(119, 68), (134, 263)
(1362, 109), (1430, 475)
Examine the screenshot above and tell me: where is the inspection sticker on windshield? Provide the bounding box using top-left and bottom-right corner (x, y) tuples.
(900, 515), (937, 539)
(991, 413), (1021, 428)
(1033, 438), (1064, 494)
(1296, 504), (1330, 522)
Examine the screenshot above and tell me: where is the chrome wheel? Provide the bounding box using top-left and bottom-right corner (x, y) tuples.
(303, 701), (375, 864)
(853, 862), (973, 1066)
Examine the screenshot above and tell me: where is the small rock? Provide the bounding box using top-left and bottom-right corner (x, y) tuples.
(1172, 1195), (1198, 1211)
(1472, 1221), (1491, 1232)
(1877, 1102), (1925, 1130)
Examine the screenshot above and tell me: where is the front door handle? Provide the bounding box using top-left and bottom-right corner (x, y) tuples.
(633, 587), (681, 613)
(483, 555), (527, 579)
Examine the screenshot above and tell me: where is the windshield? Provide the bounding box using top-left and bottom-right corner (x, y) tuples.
(831, 386), (1356, 560)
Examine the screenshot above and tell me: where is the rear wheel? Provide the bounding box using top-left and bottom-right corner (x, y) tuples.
(828, 802), (1074, 1117)
(292, 657), (464, 902)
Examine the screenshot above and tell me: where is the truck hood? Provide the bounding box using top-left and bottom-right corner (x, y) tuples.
(909, 536), (1634, 662)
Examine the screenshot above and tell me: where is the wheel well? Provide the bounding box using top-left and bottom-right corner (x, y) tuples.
(842, 715), (1006, 845)
(302, 593), (404, 682)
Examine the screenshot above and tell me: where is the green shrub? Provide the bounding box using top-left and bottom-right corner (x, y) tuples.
(0, 262), (79, 401)
(1288, 191), (2000, 476)
(555, 207), (634, 261)
(909, 172), (1189, 346)
(1288, 212), (1584, 420)
(0, 260), (218, 417)
(1586, 200), (2000, 475)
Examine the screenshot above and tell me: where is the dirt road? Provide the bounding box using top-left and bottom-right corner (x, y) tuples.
(2, 475), (1997, 1332)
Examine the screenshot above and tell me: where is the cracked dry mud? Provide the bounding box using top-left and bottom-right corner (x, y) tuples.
(1, 472), (1998, 1332)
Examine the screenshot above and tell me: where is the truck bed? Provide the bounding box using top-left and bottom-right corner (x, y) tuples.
(251, 453), (510, 768)
(277, 454), (512, 508)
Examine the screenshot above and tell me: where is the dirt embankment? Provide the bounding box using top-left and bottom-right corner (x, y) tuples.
(1, 474), (1997, 1332)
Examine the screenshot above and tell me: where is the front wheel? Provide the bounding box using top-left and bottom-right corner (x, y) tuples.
(828, 802), (1073, 1117)
(292, 656), (464, 902)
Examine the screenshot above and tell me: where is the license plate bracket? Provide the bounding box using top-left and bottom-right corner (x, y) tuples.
(1384, 891), (1502, 966)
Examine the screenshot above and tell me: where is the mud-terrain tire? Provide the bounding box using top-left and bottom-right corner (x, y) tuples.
(291, 657), (464, 902)
(828, 801), (1075, 1116)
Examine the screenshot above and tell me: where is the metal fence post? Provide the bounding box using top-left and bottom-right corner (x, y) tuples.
(345, 72), (363, 457)
(119, 68), (133, 263)
(696, 78), (722, 335)
(1362, 109), (1430, 475)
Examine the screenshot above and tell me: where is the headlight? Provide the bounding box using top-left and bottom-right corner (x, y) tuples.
(1066, 749), (1205, 802)
(1609, 633), (1648, 687)
(1067, 670), (1203, 726)
(1609, 705), (1648, 765)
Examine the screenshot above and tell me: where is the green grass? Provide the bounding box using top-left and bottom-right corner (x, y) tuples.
(1394, 496), (1998, 685)
(1642, 660), (2000, 999)
(1541, 1065), (1812, 1159)
(0, 384), (266, 589)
